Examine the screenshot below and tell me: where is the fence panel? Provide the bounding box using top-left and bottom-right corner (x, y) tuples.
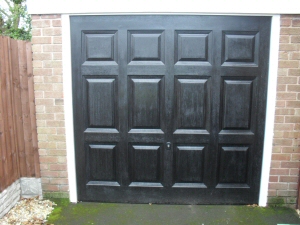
(0, 36), (40, 192)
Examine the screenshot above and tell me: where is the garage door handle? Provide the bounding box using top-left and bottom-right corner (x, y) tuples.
(166, 142), (171, 150)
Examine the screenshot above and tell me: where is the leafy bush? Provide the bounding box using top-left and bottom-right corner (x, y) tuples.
(0, 0), (31, 40)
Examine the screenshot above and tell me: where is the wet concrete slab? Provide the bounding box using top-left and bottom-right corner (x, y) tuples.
(47, 199), (300, 225)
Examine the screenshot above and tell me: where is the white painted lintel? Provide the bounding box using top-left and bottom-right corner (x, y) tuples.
(27, 0), (300, 15)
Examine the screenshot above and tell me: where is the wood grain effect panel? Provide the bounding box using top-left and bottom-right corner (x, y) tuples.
(83, 31), (117, 63)
(87, 78), (117, 128)
(217, 146), (249, 186)
(175, 30), (212, 64)
(72, 15), (271, 204)
(222, 31), (259, 67)
(88, 144), (117, 182)
(222, 79), (253, 130)
(174, 78), (209, 131)
(129, 144), (163, 185)
(128, 30), (165, 64)
(129, 77), (163, 130)
(174, 146), (205, 184)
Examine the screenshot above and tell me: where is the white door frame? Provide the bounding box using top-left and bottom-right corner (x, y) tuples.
(62, 14), (280, 205)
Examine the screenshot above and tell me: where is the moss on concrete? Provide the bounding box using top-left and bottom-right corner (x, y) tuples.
(268, 197), (285, 207)
(45, 199), (300, 225)
(43, 192), (69, 199)
(47, 198), (69, 223)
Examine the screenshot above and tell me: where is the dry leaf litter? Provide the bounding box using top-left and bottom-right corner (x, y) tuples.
(0, 197), (56, 225)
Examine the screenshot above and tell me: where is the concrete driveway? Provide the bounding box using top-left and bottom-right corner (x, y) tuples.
(47, 199), (300, 225)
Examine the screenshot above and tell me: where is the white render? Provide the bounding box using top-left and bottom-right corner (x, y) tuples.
(27, 0), (300, 15)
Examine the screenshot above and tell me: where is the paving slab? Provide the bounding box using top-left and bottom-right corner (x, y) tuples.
(47, 199), (300, 225)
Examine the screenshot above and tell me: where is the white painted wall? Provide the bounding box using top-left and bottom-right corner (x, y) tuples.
(27, 0), (300, 15)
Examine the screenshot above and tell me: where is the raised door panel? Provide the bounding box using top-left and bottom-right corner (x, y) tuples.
(175, 31), (211, 64)
(222, 31), (259, 67)
(173, 146), (206, 188)
(128, 30), (165, 64)
(174, 30), (212, 76)
(87, 144), (119, 186)
(81, 31), (118, 75)
(217, 146), (250, 188)
(128, 77), (164, 131)
(86, 78), (117, 129)
(222, 79), (253, 130)
(174, 78), (210, 134)
(85, 34), (116, 61)
(129, 144), (163, 187)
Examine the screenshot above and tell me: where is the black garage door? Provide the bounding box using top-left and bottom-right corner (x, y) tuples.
(71, 15), (271, 204)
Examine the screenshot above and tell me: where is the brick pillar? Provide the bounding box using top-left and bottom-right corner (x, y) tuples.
(268, 15), (300, 208)
(31, 15), (68, 195)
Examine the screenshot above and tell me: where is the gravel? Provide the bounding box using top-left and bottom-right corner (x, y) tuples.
(0, 197), (56, 225)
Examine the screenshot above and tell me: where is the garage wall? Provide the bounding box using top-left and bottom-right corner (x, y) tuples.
(268, 15), (300, 206)
(31, 15), (68, 195)
(31, 14), (300, 206)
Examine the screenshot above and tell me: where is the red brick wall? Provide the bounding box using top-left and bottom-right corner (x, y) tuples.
(268, 15), (300, 207)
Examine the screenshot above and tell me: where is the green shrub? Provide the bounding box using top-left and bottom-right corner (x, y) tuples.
(0, 0), (31, 40)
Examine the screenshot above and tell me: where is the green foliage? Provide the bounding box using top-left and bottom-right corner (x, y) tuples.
(0, 0), (31, 40)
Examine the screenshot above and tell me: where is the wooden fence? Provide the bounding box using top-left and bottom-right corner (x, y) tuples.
(0, 36), (40, 192)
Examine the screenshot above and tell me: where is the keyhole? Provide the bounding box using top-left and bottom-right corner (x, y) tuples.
(166, 142), (171, 150)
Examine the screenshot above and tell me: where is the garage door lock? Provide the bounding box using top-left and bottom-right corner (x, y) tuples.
(166, 142), (171, 150)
